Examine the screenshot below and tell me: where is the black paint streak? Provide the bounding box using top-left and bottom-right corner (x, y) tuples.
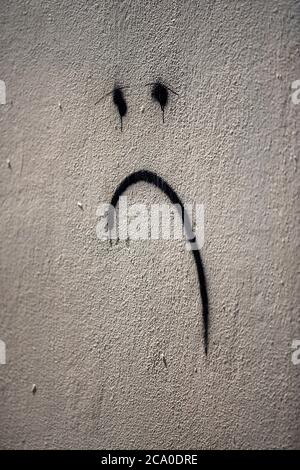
(147, 81), (178, 123)
(95, 86), (128, 131)
(112, 87), (127, 131)
(109, 170), (209, 354)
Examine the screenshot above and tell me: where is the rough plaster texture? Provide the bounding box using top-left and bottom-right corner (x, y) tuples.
(0, 0), (300, 450)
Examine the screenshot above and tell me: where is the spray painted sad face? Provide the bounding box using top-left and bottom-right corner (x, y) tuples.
(96, 80), (209, 355)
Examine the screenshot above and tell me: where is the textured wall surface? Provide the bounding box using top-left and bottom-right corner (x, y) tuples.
(0, 0), (299, 449)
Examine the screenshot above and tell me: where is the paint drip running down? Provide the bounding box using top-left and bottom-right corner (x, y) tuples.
(149, 81), (178, 123)
(112, 87), (127, 131)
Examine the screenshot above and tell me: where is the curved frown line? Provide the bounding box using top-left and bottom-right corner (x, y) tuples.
(109, 170), (209, 355)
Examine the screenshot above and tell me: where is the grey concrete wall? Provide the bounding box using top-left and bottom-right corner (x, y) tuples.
(0, 0), (299, 449)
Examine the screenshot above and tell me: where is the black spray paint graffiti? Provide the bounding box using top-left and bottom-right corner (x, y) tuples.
(96, 81), (178, 129)
(95, 85), (128, 131)
(146, 81), (178, 123)
(108, 170), (209, 355)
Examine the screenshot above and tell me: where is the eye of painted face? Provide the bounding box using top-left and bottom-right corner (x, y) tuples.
(113, 88), (127, 118)
(151, 82), (168, 111)
(112, 87), (127, 131)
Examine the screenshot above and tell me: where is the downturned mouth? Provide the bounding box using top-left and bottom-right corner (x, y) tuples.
(108, 170), (209, 355)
